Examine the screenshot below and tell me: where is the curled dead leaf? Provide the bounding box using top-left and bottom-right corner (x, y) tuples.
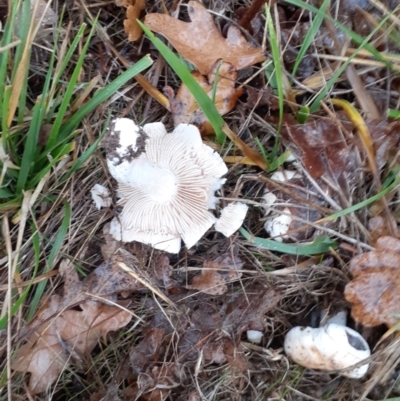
(186, 251), (243, 295)
(344, 236), (400, 327)
(282, 114), (358, 198)
(12, 258), (136, 393)
(122, 0), (146, 42)
(12, 296), (67, 394)
(144, 1), (265, 75)
(165, 61), (244, 136)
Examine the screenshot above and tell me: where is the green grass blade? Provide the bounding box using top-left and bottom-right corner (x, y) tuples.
(27, 200), (71, 321)
(27, 143), (74, 189)
(15, 101), (43, 193)
(325, 174), (400, 221)
(62, 116), (110, 181)
(309, 11), (393, 112)
(265, 4), (284, 158)
(46, 23), (91, 150)
(58, 54), (153, 140)
(292, 0), (330, 76)
(14, 0), (31, 123)
(240, 227), (337, 255)
(139, 21), (226, 143)
(268, 150), (291, 171)
(283, 0), (393, 70)
(0, 227), (40, 330)
(388, 109), (400, 119)
(0, 0), (20, 108)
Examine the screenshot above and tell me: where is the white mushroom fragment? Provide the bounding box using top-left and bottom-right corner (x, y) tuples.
(90, 184), (112, 210)
(246, 330), (263, 344)
(263, 170), (300, 241)
(284, 324), (370, 378)
(106, 119), (228, 253)
(214, 202), (248, 237)
(264, 207), (292, 242)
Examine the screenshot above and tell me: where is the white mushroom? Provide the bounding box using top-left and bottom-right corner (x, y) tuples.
(90, 184), (112, 210)
(214, 202), (248, 237)
(284, 324), (370, 378)
(246, 330), (263, 344)
(262, 170), (300, 241)
(264, 207), (292, 242)
(106, 119), (228, 253)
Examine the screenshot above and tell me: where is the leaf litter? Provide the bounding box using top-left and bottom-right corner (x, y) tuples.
(144, 1), (266, 75)
(12, 257), (139, 393)
(164, 61), (244, 136)
(7, 0), (400, 399)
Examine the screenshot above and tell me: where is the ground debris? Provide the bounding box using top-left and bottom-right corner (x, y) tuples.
(11, 258), (136, 394)
(281, 114), (358, 197)
(164, 61), (243, 136)
(124, 284), (281, 398)
(186, 249), (243, 295)
(345, 236), (400, 327)
(144, 1), (265, 75)
(118, 0), (146, 42)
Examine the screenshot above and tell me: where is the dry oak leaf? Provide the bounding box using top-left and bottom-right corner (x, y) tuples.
(12, 260), (135, 394)
(12, 295), (67, 394)
(165, 61), (244, 136)
(186, 251), (243, 295)
(344, 236), (400, 327)
(144, 1), (266, 75)
(13, 298), (132, 393)
(122, 0), (146, 42)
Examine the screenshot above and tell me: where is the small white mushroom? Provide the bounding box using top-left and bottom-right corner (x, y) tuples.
(284, 324), (370, 378)
(106, 119), (229, 253)
(90, 184), (112, 210)
(264, 207), (292, 242)
(262, 170), (300, 241)
(246, 330), (263, 344)
(214, 202), (248, 237)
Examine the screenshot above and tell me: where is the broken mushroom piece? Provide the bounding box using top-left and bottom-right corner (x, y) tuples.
(90, 184), (112, 210)
(284, 324), (370, 378)
(263, 170), (300, 242)
(214, 202), (248, 237)
(106, 119), (228, 253)
(246, 330), (263, 344)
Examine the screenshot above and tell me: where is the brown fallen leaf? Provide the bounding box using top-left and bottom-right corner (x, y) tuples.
(129, 327), (165, 373)
(60, 254), (142, 307)
(281, 114), (358, 198)
(164, 61), (244, 136)
(12, 259), (136, 393)
(344, 236), (400, 327)
(244, 86), (278, 111)
(222, 286), (281, 338)
(144, 1), (266, 75)
(186, 250), (243, 295)
(12, 296), (67, 394)
(122, 0), (146, 42)
(56, 301), (132, 355)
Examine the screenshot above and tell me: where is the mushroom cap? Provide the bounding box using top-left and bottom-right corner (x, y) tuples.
(284, 324), (370, 378)
(107, 120), (228, 253)
(214, 202), (248, 237)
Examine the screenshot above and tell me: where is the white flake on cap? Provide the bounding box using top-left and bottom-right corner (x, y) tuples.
(215, 202), (248, 237)
(106, 119), (229, 253)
